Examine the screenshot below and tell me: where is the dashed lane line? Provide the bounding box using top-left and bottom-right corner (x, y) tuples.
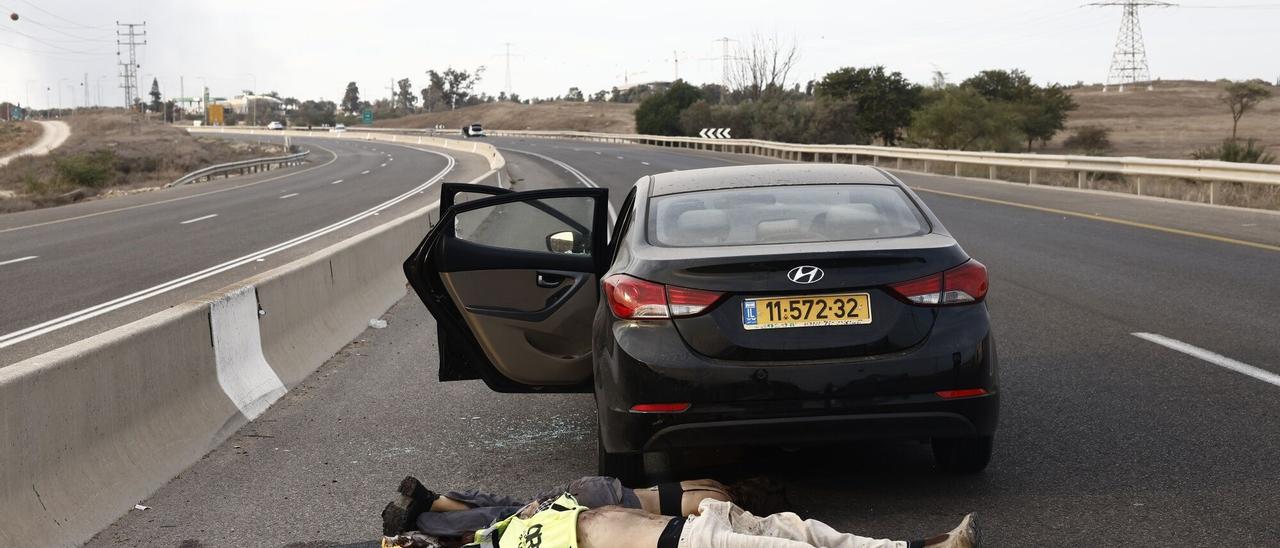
(1133, 333), (1280, 388)
(331, 179), (344, 185)
(279, 193), (299, 199)
(361, 170), (371, 175)
(179, 214), (218, 225)
(0, 256), (37, 266)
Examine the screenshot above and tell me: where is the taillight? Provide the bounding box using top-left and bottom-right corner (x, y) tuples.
(889, 260), (988, 306)
(602, 274), (723, 319)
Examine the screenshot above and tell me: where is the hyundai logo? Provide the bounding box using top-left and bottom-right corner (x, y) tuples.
(787, 265), (824, 284)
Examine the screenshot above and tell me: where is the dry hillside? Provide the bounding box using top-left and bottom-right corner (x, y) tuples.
(375, 101), (637, 133)
(0, 121), (41, 158)
(0, 111), (283, 213)
(1053, 80), (1279, 158)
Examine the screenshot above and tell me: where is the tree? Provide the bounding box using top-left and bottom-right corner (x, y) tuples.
(396, 78), (418, 112)
(287, 100), (337, 127)
(908, 87), (1022, 151)
(730, 33), (800, 101)
(424, 66), (485, 109)
(148, 78), (162, 113)
(341, 82), (361, 114)
(565, 87), (584, 101)
(962, 69), (1076, 150)
(1219, 79), (1272, 140)
(421, 71), (446, 112)
(635, 80), (704, 136)
(815, 66), (922, 145)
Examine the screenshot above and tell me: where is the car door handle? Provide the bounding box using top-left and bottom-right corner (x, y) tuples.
(536, 272), (567, 288)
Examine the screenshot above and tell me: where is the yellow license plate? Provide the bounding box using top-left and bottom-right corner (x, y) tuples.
(742, 293), (871, 330)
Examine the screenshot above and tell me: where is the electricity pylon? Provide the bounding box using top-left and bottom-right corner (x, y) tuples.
(1089, 2), (1174, 92)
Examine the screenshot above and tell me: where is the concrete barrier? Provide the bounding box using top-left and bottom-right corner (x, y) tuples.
(0, 135), (501, 547)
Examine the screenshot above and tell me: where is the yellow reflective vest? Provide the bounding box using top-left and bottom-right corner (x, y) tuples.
(469, 493), (587, 548)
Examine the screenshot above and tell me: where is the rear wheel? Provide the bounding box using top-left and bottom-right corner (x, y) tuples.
(932, 435), (993, 474)
(597, 437), (645, 486)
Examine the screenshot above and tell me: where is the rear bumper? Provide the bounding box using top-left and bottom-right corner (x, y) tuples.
(643, 399), (995, 451)
(592, 303), (999, 454)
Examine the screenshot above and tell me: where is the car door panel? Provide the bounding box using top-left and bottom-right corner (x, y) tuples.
(405, 187), (609, 393)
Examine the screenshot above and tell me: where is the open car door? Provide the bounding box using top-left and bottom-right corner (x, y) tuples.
(404, 185), (610, 392)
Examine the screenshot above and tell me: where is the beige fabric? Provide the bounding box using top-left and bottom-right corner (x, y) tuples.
(677, 500), (906, 548)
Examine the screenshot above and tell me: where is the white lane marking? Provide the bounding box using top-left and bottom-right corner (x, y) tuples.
(1133, 332), (1280, 388)
(641, 161), (650, 166)
(389, 157), (393, 162)
(211, 286), (286, 418)
(616, 156), (624, 160)
(0, 151), (457, 349)
(279, 193), (299, 199)
(0, 141), (342, 236)
(361, 170), (371, 175)
(331, 179), (344, 185)
(594, 151), (602, 155)
(380, 163), (387, 167)
(501, 147), (618, 224)
(180, 214), (219, 225)
(0, 255), (38, 266)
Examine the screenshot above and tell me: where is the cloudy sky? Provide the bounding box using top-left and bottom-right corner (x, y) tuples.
(2, 0), (1277, 109)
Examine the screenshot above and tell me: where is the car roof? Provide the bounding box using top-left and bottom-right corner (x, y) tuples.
(647, 164), (897, 197)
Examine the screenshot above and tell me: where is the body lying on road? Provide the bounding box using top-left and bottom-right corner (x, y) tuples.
(380, 476), (977, 548)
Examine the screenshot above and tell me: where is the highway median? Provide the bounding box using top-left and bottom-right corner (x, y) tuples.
(0, 129), (504, 548)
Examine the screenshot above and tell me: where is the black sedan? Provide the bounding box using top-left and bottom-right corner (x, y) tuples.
(405, 164), (998, 481)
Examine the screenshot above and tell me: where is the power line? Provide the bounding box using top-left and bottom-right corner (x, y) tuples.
(12, 0), (111, 30)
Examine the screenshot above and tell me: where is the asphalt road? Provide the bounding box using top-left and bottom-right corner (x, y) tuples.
(89, 137), (1280, 546)
(0, 134), (491, 364)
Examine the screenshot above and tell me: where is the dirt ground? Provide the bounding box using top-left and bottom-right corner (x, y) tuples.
(374, 101), (637, 133)
(0, 111), (284, 213)
(1050, 80), (1279, 159)
(0, 121), (41, 158)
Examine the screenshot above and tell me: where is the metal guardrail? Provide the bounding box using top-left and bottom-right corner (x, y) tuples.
(165, 150), (310, 187)
(485, 130), (1280, 207)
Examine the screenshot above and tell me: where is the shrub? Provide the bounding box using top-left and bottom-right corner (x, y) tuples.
(1191, 139), (1275, 164)
(907, 87), (1022, 151)
(635, 80), (704, 136)
(53, 150), (117, 188)
(1062, 125), (1112, 155)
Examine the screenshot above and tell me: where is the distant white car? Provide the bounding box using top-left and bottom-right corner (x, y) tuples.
(462, 123), (485, 138)
(266, 121), (285, 130)
(331, 124), (347, 133)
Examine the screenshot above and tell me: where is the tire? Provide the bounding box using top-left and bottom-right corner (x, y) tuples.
(932, 435), (993, 474)
(597, 437), (645, 486)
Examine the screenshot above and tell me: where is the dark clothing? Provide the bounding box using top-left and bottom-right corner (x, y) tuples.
(416, 476), (641, 538)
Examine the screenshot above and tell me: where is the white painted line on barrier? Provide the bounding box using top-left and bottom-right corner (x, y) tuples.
(0, 255), (37, 266)
(279, 193), (299, 199)
(180, 214), (218, 225)
(361, 170), (370, 175)
(0, 150), (457, 349)
(1133, 332), (1280, 388)
(211, 286), (286, 418)
(331, 179), (344, 185)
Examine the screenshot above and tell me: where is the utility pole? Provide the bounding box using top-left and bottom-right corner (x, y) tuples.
(1088, 2), (1174, 92)
(116, 21), (146, 108)
(83, 73), (89, 109)
(503, 42), (513, 98)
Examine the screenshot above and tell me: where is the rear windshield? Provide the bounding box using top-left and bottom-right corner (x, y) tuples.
(647, 184), (929, 247)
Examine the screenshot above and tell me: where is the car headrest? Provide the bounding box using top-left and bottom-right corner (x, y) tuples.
(756, 218), (802, 242)
(676, 209), (730, 244)
(823, 204), (881, 238)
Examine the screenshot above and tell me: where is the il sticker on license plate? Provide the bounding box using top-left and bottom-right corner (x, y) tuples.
(742, 293), (872, 330)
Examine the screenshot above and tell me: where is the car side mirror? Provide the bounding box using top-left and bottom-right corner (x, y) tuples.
(546, 230), (584, 254)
